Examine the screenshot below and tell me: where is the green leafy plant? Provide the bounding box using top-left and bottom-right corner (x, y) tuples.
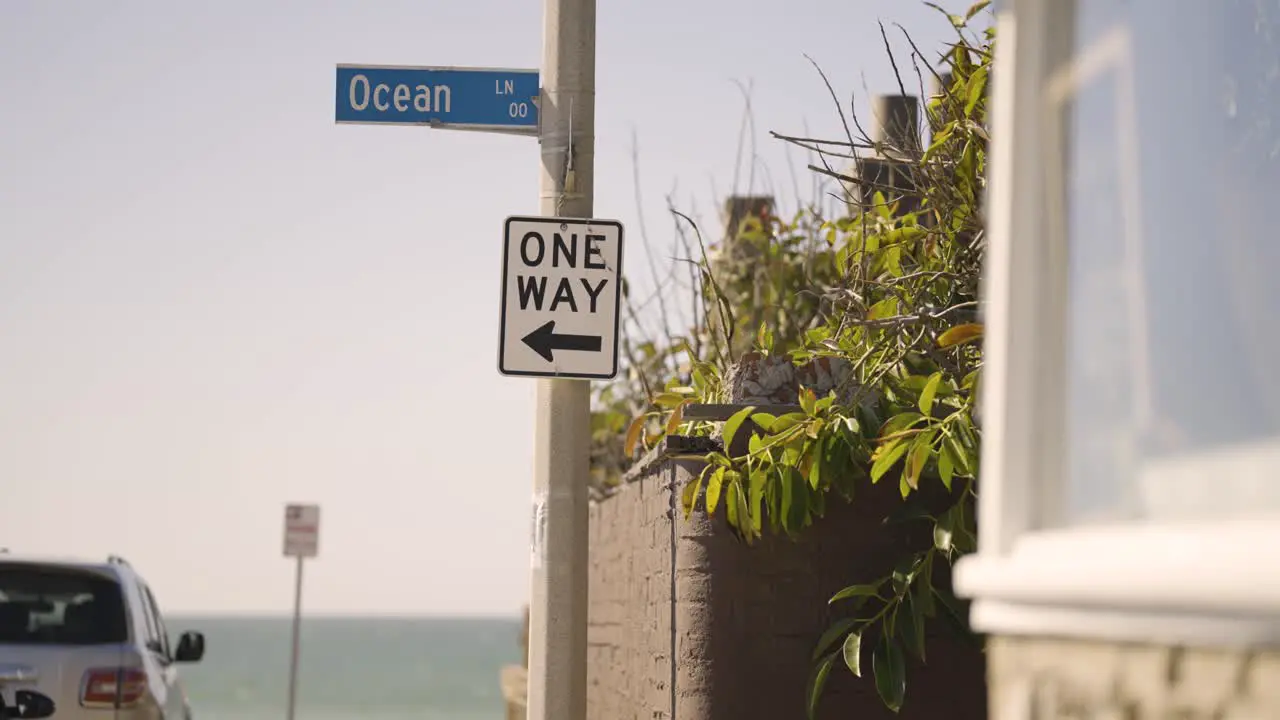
(592, 2), (993, 714)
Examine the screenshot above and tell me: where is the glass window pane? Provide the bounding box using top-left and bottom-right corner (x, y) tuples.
(0, 563), (128, 645)
(1051, 0), (1280, 525)
(143, 585), (170, 656)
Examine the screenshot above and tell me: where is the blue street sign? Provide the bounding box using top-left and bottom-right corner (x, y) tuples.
(335, 65), (540, 133)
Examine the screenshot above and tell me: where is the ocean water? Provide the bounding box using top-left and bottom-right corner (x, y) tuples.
(170, 616), (521, 720)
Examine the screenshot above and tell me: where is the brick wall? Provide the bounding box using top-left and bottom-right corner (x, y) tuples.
(585, 437), (988, 720)
(587, 451), (683, 719)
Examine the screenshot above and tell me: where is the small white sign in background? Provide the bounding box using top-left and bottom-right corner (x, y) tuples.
(498, 216), (624, 380)
(283, 503), (320, 558)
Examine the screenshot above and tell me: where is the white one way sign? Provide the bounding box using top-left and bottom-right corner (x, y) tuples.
(498, 216), (624, 380)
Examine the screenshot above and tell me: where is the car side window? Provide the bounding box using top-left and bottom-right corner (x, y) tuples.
(141, 584), (171, 659)
(134, 582), (160, 648)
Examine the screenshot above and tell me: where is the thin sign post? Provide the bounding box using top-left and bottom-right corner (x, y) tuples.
(523, 0), (597, 715)
(282, 503), (319, 720)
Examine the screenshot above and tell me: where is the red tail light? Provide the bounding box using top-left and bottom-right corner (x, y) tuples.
(80, 667), (146, 707)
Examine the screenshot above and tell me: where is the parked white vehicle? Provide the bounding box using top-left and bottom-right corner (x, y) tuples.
(0, 552), (204, 720)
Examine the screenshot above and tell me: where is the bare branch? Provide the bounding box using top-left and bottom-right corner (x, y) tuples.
(878, 20), (909, 100)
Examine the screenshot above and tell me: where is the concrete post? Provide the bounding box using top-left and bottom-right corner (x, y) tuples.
(525, 0), (595, 716)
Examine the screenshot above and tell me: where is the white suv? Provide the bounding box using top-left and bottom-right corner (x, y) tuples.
(0, 552), (205, 720)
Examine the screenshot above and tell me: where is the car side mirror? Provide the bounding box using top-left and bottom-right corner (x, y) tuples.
(173, 631), (205, 663)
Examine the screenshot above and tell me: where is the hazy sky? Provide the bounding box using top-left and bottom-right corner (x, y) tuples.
(0, 0), (973, 616)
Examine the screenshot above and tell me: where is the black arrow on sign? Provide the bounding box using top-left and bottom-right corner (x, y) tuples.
(522, 320), (603, 362)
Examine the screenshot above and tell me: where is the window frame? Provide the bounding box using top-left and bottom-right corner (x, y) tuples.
(952, 0), (1280, 646)
(138, 582), (171, 660)
(143, 584), (171, 659)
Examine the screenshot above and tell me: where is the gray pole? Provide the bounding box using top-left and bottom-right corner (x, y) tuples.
(285, 556), (304, 720)
(525, 0), (594, 714)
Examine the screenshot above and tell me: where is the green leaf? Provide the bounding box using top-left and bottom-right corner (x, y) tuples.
(870, 439), (909, 483)
(810, 483), (826, 521)
(691, 367), (708, 393)
(838, 415), (861, 439)
(733, 481), (751, 538)
(721, 405), (757, 452)
(904, 431), (935, 491)
(956, 420), (980, 468)
(665, 400), (689, 435)
(923, 126), (953, 160)
(884, 226), (926, 246)
(883, 246), (904, 277)
(942, 432), (972, 476)
(707, 452), (732, 468)
(748, 469), (764, 533)
(769, 412), (808, 433)
(783, 437), (807, 467)
(750, 412), (778, 430)
(913, 554), (936, 618)
(812, 617), (859, 661)
(872, 636), (907, 713)
(964, 0), (991, 22)
(813, 391), (836, 415)
(783, 467), (809, 532)
(867, 296), (900, 321)
(623, 414), (647, 458)
(917, 372), (943, 416)
(725, 476), (740, 527)
(965, 66), (989, 116)
(807, 435), (826, 490)
(872, 191), (891, 219)
(901, 593), (927, 662)
(762, 468), (782, 535)
(937, 447), (954, 491)
(843, 630), (864, 677)
(757, 321), (775, 353)
(864, 230), (881, 254)
(799, 387), (818, 416)
(824, 434), (858, 501)
(937, 322), (984, 348)
(652, 392), (685, 409)
(892, 554), (927, 600)
(829, 582), (882, 604)
(805, 326), (832, 346)
(704, 467), (726, 514)
(899, 374), (929, 392)
(836, 243), (853, 278)
(879, 412), (925, 439)
(780, 465), (796, 525)
(806, 652), (837, 720)
(934, 506), (955, 553)
(681, 469), (705, 519)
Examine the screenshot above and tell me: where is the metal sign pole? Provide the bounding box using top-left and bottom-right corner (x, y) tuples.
(281, 503), (316, 720)
(285, 555), (304, 720)
(524, 0), (595, 716)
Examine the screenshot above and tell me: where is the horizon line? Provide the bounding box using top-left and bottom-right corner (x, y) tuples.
(166, 610), (523, 619)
